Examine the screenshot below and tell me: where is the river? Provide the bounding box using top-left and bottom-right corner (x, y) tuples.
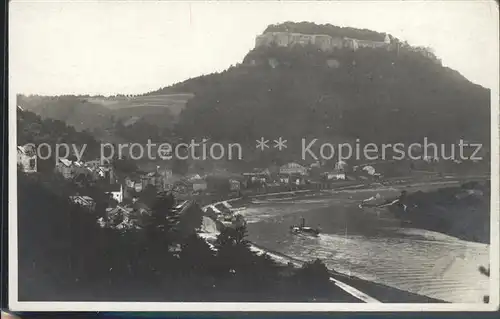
(236, 183), (490, 303)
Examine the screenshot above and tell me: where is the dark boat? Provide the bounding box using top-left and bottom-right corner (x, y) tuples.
(290, 217), (320, 237)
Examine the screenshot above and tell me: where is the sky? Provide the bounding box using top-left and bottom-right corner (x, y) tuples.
(10, 0), (499, 96)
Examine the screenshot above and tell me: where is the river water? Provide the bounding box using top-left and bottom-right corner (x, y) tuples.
(237, 184), (490, 303)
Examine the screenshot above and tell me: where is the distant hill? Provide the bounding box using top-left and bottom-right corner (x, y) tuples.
(17, 95), (113, 132)
(87, 93), (193, 114)
(17, 108), (103, 171)
(17, 93), (194, 135)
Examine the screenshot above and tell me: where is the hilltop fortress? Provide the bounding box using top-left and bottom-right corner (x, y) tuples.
(255, 31), (393, 52)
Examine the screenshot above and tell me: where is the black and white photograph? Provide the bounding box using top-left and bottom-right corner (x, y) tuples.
(8, 0), (500, 312)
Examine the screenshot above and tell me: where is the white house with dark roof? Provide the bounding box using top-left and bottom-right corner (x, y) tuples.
(322, 171), (346, 181)
(69, 195), (96, 212)
(191, 177), (208, 192)
(104, 184), (124, 203)
(17, 145), (37, 173)
(279, 162), (308, 176)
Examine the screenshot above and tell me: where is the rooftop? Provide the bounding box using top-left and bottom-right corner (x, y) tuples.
(102, 183), (122, 193)
(58, 158), (73, 167)
(17, 145), (37, 157)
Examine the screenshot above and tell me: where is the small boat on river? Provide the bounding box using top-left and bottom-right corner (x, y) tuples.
(290, 217), (320, 237)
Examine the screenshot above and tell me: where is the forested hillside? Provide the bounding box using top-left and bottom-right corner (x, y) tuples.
(18, 22), (491, 167)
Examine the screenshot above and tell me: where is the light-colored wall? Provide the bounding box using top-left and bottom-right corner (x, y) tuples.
(193, 182), (207, 192)
(279, 163), (308, 175)
(112, 188), (123, 203)
(17, 152), (37, 173)
(256, 32), (391, 52)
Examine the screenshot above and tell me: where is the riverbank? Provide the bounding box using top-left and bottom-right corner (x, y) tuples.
(198, 173), (488, 206)
(199, 193), (448, 303)
(251, 243), (446, 303)
(197, 231), (444, 303)
(197, 174), (490, 303)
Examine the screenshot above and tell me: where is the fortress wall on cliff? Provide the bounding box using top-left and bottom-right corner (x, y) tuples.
(255, 32), (390, 52)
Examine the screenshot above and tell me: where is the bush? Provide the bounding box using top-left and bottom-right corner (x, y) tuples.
(293, 259), (331, 298)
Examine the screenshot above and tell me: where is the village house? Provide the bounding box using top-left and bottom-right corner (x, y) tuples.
(74, 162), (103, 184)
(125, 175), (138, 189)
(84, 159), (115, 184)
(17, 145), (37, 173)
(134, 182), (143, 192)
(101, 166), (116, 184)
(141, 171), (164, 190)
(229, 179), (241, 191)
(322, 171), (346, 181)
(54, 160), (87, 182)
(69, 195), (96, 212)
(284, 173), (306, 186)
(243, 168), (271, 182)
(279, 162), (308, 176)
(355, 165), (382, 180)
(172, 180), (190, 195)
(137, 168), (173, 191)
(131, 201), (151, 215)
(121, 176), (138, 201)
(55, 158), (76, 179)
(104, 205), (135, 229)
(103, 184), (124, 203)
(123, 173), (144, 195)
(326, 59), (341, 68)
(192, 177), (208, 192)
(106, 205), (132, 217)
(162, 169), (174, 186)
(335, 160), (348, 172)
(242, 171), (268, 188)
(278, 175), (290, 184)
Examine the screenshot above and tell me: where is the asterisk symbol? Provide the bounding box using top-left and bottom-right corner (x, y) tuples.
(274, 137), (287, 151)
(256, 137), (269, 151)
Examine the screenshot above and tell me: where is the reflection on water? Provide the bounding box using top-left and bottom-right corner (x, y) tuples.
(242, 189), (490, 303)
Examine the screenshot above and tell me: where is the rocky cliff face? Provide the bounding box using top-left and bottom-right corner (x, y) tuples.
(169, 23), (489, 166)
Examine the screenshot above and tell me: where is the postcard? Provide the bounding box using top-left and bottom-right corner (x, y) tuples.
(8, 0), (499, 312)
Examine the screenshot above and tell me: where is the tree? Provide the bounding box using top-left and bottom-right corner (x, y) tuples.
(293, 259), (331, 299)
(213, 226), (255, 279)
(215, 225), (250, 249)
(179, 234), (215, 274)
(143, 191), (180, 244)
(177, 202), (204, 239)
